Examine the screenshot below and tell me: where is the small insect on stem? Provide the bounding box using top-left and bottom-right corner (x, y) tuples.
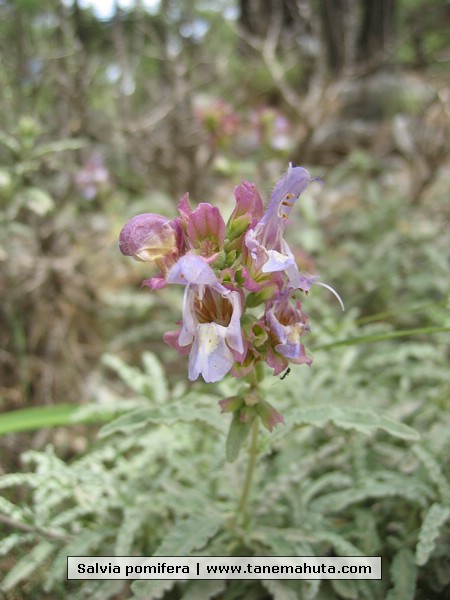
(280, 367), (291, 380)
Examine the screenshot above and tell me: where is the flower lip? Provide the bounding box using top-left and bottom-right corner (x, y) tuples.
(166, 253), (229, 295)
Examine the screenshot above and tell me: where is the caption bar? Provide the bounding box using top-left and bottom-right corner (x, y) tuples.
(67, 556), (381, 580)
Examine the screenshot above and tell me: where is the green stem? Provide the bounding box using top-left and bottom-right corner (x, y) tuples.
(237, 416), (260, 527)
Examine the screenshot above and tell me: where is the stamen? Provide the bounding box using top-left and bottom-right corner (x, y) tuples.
(314, 281), (345, 311)
(277, 194), (295, 218)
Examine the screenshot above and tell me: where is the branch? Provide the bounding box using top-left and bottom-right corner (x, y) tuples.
(0, 512), (72, 543)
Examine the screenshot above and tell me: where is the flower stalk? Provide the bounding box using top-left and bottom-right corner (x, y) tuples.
(236, 415), (260, 528)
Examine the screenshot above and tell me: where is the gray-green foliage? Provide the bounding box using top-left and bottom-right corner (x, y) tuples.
(1, 326), (449, 600)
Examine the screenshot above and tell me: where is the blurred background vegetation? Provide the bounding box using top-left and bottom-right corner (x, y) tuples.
(0, 0), (449, 598)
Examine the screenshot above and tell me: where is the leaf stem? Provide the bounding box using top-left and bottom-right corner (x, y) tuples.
(0, 512), (71, 542)
(237, 416), (260, 527)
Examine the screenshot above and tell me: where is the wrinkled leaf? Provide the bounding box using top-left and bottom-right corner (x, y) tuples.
(291, 404), (419, 441)
(1, 541), (55, 592)
(154, 513), (222, 556)
(386, 548), (416, 600)
(416, 503), (450, 566)
(99, 404), (222, 438)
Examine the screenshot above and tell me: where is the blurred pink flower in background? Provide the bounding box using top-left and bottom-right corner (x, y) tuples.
(74, 154), (110, 200)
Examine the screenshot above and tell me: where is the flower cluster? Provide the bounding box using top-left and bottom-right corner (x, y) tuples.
(119, 165), (343, 390)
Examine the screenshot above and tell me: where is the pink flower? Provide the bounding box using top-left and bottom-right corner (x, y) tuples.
(186, 202), (226, 261)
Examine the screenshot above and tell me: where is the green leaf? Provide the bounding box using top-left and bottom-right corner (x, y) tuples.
(313, 477), (431, 513)
(316, 326), (450, 351)
(255, 526), (319, 557)
(413, 445), (450, 503)
(416, 503), (450, 566)
(311, 531), (364, 556)
(1, 540), (55, 592)
(290, 405), (420, 441)
(115, 506), (147, 556)
(142, 352), (168, 403)
(31, 138), (85, 158)
(310, 474), (432, 514)
(302, 472), (353, 507)
(331, 579), (359, 600)
(0, 404), (117, 437)
(131, 579), (176, 600)
(302, 580), (321, 600)
(0, 495), (31, 520)
(17, 187), (54, 215)
(226, 412), (252, 463)
(98, 404), (222, 438)
(154, 513), (222, 556)
(255, 529), (304, 556)
(0, 131), (21, 154)
(102, 354), (157, 398)
(356, 299), (450, 325)
(262, 580), (299, 600)
(0, 534), (27, 557)
(132, 515), (223, 597)
(47, 532), (106, 589)
(181, 580), (226, 600)
(386, 548), (416, 600)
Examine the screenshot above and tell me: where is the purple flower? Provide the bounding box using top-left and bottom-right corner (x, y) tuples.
(265, 291), (312, 375)
(245, 164), (314, 290)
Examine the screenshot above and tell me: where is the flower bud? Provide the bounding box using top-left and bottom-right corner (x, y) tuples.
(219, 396), (244, 413)
(255, 400), (285, 432)
(119, 213), (178, 264)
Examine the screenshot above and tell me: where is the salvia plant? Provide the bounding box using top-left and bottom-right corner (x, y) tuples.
(119, 164), (344, 459)
(1, 165), (449, 600)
